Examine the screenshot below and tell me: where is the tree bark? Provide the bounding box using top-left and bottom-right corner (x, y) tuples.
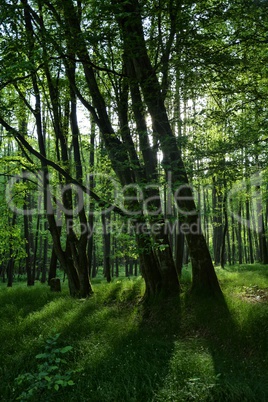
(113, 0), (222, 296)
(102, 212), (111, 283)
(57, 0), (180, 299)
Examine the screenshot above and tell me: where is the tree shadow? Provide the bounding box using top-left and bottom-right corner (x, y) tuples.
(184, 291), (268, 401)
(6, 278), (268, 402)
(53, 291), (182, 402)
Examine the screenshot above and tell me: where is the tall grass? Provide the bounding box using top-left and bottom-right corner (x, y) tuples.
(0, 264), (268, 401)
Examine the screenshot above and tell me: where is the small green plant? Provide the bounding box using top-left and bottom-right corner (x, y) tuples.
(15, 332), (76, 401)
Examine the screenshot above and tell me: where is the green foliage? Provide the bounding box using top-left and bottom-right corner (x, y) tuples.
(15, 332), (76, 402)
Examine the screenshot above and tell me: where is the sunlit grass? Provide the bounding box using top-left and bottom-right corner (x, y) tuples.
(0, 265), (268, 401)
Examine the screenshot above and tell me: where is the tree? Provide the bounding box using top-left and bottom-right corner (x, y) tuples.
(110, 0), (222, 295)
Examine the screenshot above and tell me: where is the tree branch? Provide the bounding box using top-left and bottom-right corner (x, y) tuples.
(0, 117), (127, 217)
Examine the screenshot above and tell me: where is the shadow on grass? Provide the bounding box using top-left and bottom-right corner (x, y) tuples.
(184, 291), (268, 402)
(4, 276), (268, 402)
(0, 289), (119, 401)
(69, 296), (182, 402)
(0, 278), (180, 402)
(46, 281), (181, 402)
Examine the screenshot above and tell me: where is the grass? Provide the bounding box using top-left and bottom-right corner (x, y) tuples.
(0, 264), (268, 401)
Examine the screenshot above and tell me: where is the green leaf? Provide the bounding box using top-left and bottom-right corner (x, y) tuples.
(38, 371), (49, 377)
(48, 365), (59, 371)
(36, 353), (48, 359)
(60, 346), (73, 354)
(55, 379), (65, 385)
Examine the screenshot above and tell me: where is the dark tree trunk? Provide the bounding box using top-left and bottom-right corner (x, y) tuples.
(32, 214), (40, 281)
(92, 245), (97, 278)
(7, 212), (16, 287)
(246, 200), (254, 264)
(21, 0), (81, 296)
(87, 118), (95, 278)
(212, 177), (223, 265)
(175, 221), (184, 277)
(57, 0), (180, 300)
(138, 235), (162, 300)
(7, 258), (14, 288)
(125, 256), (129, 278)
(231, 211), (236, 265)
(113, 0), (222, 296)
(134, 260), (138, 276)
(41, 221), (48, 283)
(48, 246), (58, 284)
(69, 71), (93, 296)
(129, 258), (133, 276)
(115, 241), (119, 278)
(23, 197), (34, 286)
(102, 212), (111, 283)
(220, 191), (228, 269)
(227, 224), (232, 265)
(237, 203), (243, 264)
(256, 183), (268, 264)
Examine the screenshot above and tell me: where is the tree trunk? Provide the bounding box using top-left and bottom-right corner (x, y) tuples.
(256, 183), (268, 264)
(113, 0), (222, 296)
(7, 258), (14, 288)
(212, 177), (223, 265)
(102, 212), (111, 283)
(87, 118), (95, 278)
(7, 212), (16, 287)
(175, 221), (184, 276)
(41, 221), (48, 283)
(246, 199), (254, 264)
(23, 194), (34, 286)
(56, 0), (180, 300)
(48, 246), (58, 284)
(220, 191), (228, 269)
(21, 0), (84, 297)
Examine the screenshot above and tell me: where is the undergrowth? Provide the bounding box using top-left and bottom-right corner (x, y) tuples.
(0, 264), (267, 401)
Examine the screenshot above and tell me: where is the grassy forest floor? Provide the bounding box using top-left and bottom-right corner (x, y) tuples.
(0, 264), (268, 402)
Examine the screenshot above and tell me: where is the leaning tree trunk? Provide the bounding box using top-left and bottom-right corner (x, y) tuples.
(117, 68), (180, 296)
(114, 0), (222, 296)
(22, 0), (94, 297)
(59, 0), (180, 299)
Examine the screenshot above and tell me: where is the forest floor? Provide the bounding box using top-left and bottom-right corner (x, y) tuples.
(0, 264), (268, 402)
